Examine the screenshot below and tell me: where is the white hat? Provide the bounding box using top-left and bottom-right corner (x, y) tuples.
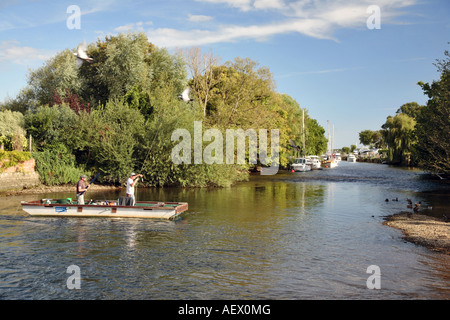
(130, 172), (136, 176)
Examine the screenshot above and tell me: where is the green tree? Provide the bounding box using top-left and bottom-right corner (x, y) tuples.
(24, 105), (89, 184)
(5, 32), (328, 186)
(206, 57), (275, 128)
(0, 110), (27, 150)
(1, 88), (37, 113)
(181, 47), (221, 118)
(32, 147), (90, 185)
(381, 113), (416, 165)
(76, 99), (145, 184)
(396, 102), (424, 119)
(359, 130), (375, 146)
(98, 33), (153, 100)
(359, 129), (384, 148)
(416, 48), (450, 174)
(27, 49), (84, 108)
(305, 117), (327, 156)
(78, 32), (186, 111)
(24, 104), (78, 152)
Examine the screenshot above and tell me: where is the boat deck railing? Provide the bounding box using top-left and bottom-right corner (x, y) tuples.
(29, 199), (183, 208)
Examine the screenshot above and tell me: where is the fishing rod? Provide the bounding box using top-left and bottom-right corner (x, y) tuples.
(81, 173), (100, 195)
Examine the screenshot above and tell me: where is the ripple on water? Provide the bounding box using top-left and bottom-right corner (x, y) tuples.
(0, 162), (449, 299)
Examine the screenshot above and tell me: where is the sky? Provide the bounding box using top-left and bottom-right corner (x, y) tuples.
(0, 0), (449, 148)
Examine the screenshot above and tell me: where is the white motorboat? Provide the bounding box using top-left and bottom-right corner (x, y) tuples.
(291, 158), (312, 172)
(347, 154), (357, 162)
(307, 156), (322, 169)
(322, 159), (338, 168)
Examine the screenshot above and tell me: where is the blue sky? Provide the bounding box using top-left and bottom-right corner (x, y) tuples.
(0, 0), (448, 148)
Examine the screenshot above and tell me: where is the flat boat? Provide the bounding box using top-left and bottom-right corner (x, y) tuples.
(21, 198), (188, 220)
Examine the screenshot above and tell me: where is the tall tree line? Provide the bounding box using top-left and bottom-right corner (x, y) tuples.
(1, 32), (328, 186)
(358, 47), (449, 174)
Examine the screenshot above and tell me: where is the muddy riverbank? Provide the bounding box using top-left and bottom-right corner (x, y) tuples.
(384, 212), (450, 255)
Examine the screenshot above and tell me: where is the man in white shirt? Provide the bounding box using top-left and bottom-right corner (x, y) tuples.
(126, 172), (143, 206)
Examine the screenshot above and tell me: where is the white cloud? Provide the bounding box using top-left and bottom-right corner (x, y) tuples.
(198, 0), (286, 11)
(188, 14), (214, 22)
(147, 18), (334, 48)
(199, 0), (254, 12)
(0, 41), (53, 65)
(277, 66), (366, 79)
(253, 0), (284, 10)
(130, 0), (418, 47)
(114, 21), (153, 33)
(115, 23), (137, 32)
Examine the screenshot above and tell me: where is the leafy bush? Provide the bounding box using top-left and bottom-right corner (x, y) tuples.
(0, 110), (28, 151)
(76, 99), (145, 184)
(0, 151), (32, 172)
(24, 104), (78, 152)
(32, 148), (90, 185)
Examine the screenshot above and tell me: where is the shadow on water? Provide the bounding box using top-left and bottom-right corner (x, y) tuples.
(0, 162), (449, 299)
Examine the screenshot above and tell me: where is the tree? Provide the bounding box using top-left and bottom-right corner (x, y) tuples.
(5, 32), (328, 186)
(341, 146), (350, 154)
(359, 130), (375, 146)
(305, 117), (327, 156)
(24, 105), (88, 185)
(24, 104), (78, 152)
(396, 102), (424, 119)
(381, 113), (416, 165)
(76, 99), (145, 184)
(0, 110), (27, 150)
(415, 48), (450, 174)
(97, 33), (152, 100)
(359, 129), (385, 148)
(16, 32), (186, 116)
(206, 57), (275, 128)
(181, 47), (220, 118)
(50, 89), (90, 114)
(27, 49), (84, 108)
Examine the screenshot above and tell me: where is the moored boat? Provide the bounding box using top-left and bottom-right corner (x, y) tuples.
(21, 198), (188, 220)
(321, 155), (338, 168)
(291, 157), (312, 172)
(347, 154), (357, 162)
(322, 160), (338, 168)
(307, 155), (322, 169)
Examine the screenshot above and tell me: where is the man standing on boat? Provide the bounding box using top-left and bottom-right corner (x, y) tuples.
(127, 172), (143, 206)
(76, 175), (88, 205)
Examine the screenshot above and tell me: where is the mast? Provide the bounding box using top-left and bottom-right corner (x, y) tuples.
(302, 108), (305, 157)
(327, 120), (330, 155)
(332, 123), (335, 159)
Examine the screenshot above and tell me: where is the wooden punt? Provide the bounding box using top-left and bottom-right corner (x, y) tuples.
(21, 198), (188, 220)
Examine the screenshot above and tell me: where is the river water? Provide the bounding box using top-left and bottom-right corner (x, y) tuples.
(0, 162), (449, 300)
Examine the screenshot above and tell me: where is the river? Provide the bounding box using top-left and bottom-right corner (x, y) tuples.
(0, 161), (449, 299)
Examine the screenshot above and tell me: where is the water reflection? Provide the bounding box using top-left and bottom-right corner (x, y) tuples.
(0, 162), (449, 299)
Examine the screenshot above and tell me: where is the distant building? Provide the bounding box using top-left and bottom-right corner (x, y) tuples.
(359, 148), (379, 158)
